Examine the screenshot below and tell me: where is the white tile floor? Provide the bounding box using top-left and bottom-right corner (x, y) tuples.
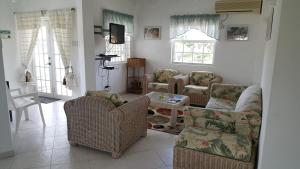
(1, 100), (175, 169)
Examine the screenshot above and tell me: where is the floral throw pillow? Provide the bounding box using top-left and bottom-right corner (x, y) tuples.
(86, 91), (125, 107)
(154, 69), (178, 83)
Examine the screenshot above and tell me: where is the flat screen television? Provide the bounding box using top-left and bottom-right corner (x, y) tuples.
(109, 23), (125, 44)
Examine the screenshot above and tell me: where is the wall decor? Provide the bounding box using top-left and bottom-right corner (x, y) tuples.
(144, 26), (161, 40)
(0, 30), (11, 39)
(266, 8), (274, 41)
(226, 26), (249, 41)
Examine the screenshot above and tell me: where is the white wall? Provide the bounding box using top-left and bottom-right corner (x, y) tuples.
(259, 0), (300, 168)
(92, 0), (136, 93)
(0, 0), (21, 89)
(0, 40), (14, 157)
(134, 0), (266, 85)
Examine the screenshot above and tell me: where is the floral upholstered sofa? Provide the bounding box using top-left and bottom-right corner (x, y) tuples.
(174, 84), (262, 169)
(177, 71), (222, 106)
(143, 69), (180, 94)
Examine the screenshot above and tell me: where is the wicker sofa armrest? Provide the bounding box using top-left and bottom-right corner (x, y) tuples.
(210, 83), (248, 102)
(175, 74), (189, 94)
(109, 95), (150, 154)
(183, 106), (251, 137)
(143, 74), (155, 94)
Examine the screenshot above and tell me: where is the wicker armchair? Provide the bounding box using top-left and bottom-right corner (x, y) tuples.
(64, 95), (150, 158)
(143, 69), (180, 94)
(177, 71), (222, 106)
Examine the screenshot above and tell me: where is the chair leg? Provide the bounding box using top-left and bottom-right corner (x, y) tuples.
(15, 109), (23, 132)
(38, 103), (46, 126)
(24, 108), (29, 121)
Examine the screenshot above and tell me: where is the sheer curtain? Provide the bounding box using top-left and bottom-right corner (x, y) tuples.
(47, 9), (76, 90)
(103, 9), (134, 36)
(170, 14), (220, 39)
(16, 12), (42, 82)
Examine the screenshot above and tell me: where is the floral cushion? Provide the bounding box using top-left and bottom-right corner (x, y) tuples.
(235, 85), (262, 114)
(86, 91), (125, 107)
(184, 107), (251, 137)
(190, 71), (215, 86)
(206, 97), (236, 111)
(183, 85), (209, 95)
(154, 69), (178, 83)
(148, 82), (169, 91)
(176, 127), (252, 162)
(211, 85), (247, 102)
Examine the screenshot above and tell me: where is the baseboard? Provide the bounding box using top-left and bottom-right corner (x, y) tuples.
(0, 150), (14, 159)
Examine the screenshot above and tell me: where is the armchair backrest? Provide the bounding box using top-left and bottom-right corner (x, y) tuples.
(189, 71), (215, 86)
(154, 69), (179, 83)
(210, 84), (248, 102)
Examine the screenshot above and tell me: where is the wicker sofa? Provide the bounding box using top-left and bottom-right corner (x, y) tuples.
(174, 84), (262, 169)
(143, 69), (181, 94)
(64, 94), (150, 158)
(177, 71), (222, 106)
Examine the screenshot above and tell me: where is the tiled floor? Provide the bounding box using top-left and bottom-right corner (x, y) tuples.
(1, 99), (175, 169)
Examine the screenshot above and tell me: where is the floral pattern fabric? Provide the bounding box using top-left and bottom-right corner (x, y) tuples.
(86, 91), (125, 107)
(154, 69), (178, 83)
(184, 107), (251, 137)
(190, 71), (215, 86)
(176, 127), (252, 162)
(148, 82), (169, 91)
(210, 84), (247, 102)
(183, 85), (209, 95)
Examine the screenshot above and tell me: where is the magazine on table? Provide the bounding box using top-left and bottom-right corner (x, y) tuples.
(167, 95), (184, 104)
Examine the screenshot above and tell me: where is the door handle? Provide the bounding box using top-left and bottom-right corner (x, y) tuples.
(46, 62), (52, 66)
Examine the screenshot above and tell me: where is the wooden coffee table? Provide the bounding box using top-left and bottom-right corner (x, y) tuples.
(146, 92), (190, 127)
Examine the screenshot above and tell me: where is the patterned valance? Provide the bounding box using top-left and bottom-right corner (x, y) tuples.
(170, 14), (220, 39)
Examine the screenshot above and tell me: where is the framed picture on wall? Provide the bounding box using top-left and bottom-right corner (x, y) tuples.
(226, 26), (249, 41)
(144, 26), (161, 40)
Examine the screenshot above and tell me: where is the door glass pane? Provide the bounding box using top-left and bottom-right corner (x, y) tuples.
(33, 26), (52, 94)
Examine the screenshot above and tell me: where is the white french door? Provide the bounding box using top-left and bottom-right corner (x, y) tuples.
(32, 18), (72, 99)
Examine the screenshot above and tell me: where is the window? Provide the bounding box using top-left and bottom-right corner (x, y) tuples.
(172, 29), (216, 64)
(105, 34), (131, 62)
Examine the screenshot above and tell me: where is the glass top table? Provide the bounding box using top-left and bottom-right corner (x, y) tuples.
(146, 92), (190, 127)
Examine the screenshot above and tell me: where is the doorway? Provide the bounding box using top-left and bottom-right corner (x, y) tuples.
(32, 19), (72, 99)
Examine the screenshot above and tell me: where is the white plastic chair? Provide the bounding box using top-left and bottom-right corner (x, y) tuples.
(6, 86), (46, 132)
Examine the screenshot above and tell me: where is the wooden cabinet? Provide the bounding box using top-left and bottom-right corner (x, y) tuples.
(127, 58), (146, 94)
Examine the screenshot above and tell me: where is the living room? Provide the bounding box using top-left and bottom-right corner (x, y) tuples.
(0, 0), (299, 169)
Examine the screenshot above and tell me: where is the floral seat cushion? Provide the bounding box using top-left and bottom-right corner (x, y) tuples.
(183, 85), (209, 95)
(148, 82), (169, 91)
(154, 69), (178, 83)
(176, 127), (252, 162)
(206, 97), (236, 111)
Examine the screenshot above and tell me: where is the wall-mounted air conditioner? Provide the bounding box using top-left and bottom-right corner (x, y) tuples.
(215, 0), (263, 14)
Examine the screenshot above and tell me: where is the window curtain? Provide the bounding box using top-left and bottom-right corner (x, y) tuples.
(170, 14), (220, 39)
(103, 9), (134, 36)
(16, 12), (42, 82)
(47, 9), (76, 90)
